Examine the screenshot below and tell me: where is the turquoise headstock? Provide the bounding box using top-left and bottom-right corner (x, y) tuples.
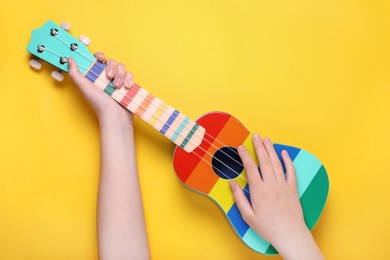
(27, 20), (95, 75)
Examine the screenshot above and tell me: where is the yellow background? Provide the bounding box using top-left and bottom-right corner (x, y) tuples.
(1, 0), (389, 259)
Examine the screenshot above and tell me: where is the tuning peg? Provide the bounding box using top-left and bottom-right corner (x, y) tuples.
(60, 21), (71, 31)
(79, 35), (91, 46)
(29, 58), (42, 70)
(51, 70), (64, 81)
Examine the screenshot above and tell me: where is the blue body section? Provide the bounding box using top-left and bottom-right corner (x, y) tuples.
(273, 144), (301, 173)
(227, 184), (251, 236)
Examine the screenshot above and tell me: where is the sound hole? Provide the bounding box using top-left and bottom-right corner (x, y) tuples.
(212, 147), (244, 179)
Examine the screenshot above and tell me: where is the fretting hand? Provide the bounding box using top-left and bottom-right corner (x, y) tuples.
(67, 52), (134, 123)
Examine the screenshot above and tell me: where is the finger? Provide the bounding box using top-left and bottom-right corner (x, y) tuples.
(253, 134), (275, 182)
(281, 150), (297, 192)
(263, 137), (285, 182)
(94, 52), (106, 62)
(123, 71), (134, 89)
(237, 145), (262, 190)
(67, 58), (92, 92)
(105, 58), (118, 79)
(113, 63), (126, 88)
(229, 181), (254, 223)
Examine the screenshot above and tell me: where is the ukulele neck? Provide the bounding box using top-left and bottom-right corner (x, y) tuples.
(84, 59), (205, 153)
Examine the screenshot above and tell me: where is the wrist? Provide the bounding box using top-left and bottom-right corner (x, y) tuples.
(98, 110), (133, 126)
(98, 112), (134, 130)
(273, 227), (323, 260)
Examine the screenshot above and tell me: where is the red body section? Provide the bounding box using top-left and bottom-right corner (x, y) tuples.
(173, 112), (250, 193)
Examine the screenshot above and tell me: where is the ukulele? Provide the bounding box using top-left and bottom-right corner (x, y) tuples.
(27, 20), (329, 255)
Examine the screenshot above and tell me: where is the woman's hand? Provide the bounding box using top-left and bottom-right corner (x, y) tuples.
(230, 134), (323, 260)
(67, 52), (134, 123)
(68, 52), (150, 259)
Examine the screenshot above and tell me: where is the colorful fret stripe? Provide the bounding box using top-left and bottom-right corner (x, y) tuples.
(83, 60), (205, 153)
(173, 112), (329, 255)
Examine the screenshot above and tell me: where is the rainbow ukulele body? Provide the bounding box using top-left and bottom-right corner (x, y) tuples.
(27, 20), (329, 255)
(173, 112), (328, 254)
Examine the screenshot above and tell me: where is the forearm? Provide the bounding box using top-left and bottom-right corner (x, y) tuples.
(97, 115), (150, 260)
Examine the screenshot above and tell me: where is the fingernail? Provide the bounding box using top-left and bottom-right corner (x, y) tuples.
(114, 78), (121, 87)
(264, 137), (270, 144)
(124, 80), (130, 87)
(107, 69), (114, 77)
(229, 181), (236, 191)
(238, 145), (245, 151)
(253, 134), (260, 141)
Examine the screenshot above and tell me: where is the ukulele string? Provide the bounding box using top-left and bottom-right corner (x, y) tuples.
(46, 38), (249, 182)
(79, 66), (250, 193)
(54, 33), (245, 170)
(44, 47), (250, 190)
(86, 70), (249, 193)
(48, 38), (251, 187)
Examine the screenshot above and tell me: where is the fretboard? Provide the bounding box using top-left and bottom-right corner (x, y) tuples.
(83, 59), (205, 153)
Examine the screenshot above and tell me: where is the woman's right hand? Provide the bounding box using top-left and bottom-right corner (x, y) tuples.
(229, 134), (323, 260)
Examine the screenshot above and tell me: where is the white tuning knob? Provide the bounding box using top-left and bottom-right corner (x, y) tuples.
(29, 59), (42, 70)
(60, 21), (72, 31)
(51, 70), (64, 81)
(79, 35), (91, 46)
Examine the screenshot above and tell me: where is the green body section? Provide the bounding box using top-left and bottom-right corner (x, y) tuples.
(300, 165), (329, 229)
(264, 165), (329, 255)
